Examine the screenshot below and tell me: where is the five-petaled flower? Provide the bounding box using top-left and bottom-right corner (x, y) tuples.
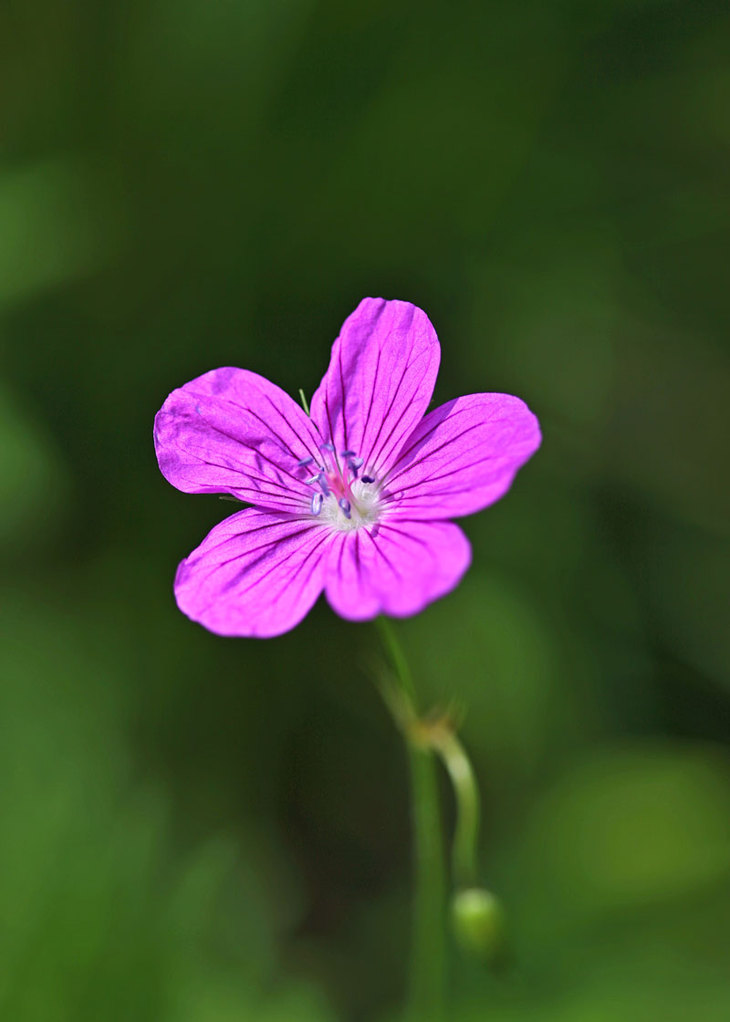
(154, 298), (541, 637)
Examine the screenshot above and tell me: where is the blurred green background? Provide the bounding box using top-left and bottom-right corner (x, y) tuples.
(2, 0), (730, 1019)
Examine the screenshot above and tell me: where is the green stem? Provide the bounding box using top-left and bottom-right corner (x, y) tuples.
(432, 731), (480, 889)
(375, 618), (446, 1022)
(375, 616), (416, 703)
(405, 742), (447, 1021)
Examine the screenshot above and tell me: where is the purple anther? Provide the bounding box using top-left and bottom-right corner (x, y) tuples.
(320, 442), (335, 452)
(338, 497), (352, 519)
(297, 456), (314, 468)
(318, 474), (331, 496)
(311, 492), (323, 515)
(346, 455), (363, 480)
(305, 474), (321, 486)
(340, 450), (356, 458)
(361, 475), (375, 484)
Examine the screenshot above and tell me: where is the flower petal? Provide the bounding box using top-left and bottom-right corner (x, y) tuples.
(310, 298), (440, 477)
(325, 520), (471, 621)
(155, 368), (323, 513)
(174, 508), (332, 637)
(381, 394), (541, 520)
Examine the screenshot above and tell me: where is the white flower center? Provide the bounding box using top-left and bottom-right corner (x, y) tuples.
(295, 444), (382, 532)
(318, 479), (381, 532)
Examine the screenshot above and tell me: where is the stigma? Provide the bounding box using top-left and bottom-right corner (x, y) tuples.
(297, 444), (381, 531)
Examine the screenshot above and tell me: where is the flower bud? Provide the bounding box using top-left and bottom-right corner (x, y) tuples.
(450, 887), (505, 961)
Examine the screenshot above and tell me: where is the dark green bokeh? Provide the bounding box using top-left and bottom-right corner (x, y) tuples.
(2, 1), (729, 1019)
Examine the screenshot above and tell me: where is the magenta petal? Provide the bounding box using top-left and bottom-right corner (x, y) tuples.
(381, 393), (541, 520)
(310, 298), (440, 476)
(154, 368), (323, 513)
(174, 509), (333, 637)
(325, 520), (471, 621)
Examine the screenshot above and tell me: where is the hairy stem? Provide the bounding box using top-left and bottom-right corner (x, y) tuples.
(375, 618), (446, 1022)
(431, 730), (480, 889)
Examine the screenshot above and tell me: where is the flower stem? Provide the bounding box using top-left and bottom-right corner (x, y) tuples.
(430, 730), (480, 889)
(405, 738), (447, 1021)
(375, 618), (446, 1022)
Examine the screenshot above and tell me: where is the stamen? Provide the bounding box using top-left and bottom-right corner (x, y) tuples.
(297, 456), (314, 468)
(340, 450), (356, 458)
(320, 442), (335, 452)
(347, 464), (362, 481)
(348, 456), (364, 470)
(311, 492), (323, 515)
(338, 497), (351, 519)
(361, 475), (375, 484)
(318, 474), (331, 496)
(305, 474), (321, 486)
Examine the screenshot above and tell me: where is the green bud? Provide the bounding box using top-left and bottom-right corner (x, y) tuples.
(450, 887), (505, 961)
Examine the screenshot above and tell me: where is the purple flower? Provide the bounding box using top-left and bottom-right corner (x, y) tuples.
(154, 298), (541, 637)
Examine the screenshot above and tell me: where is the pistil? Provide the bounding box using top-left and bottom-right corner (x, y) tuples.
(296, 441), (379, 528)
